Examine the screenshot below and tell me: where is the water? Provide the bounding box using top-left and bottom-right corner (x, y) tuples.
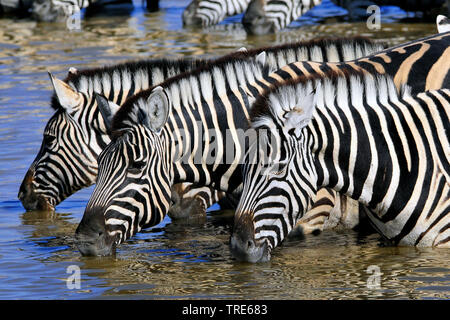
(0, 0), (448, 300)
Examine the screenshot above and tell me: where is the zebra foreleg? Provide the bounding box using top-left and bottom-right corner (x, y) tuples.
(168, 183), (227, 221)
(290, 188), (362, 238)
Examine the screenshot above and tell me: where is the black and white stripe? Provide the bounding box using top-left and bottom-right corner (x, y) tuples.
(231, 70), (449, 262)
(183, 0), (252, 26)
(243, 0), (322, 34)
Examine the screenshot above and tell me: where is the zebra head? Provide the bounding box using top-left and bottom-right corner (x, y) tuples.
(18, 73), (115, 211)
(242, 0), (275, 35)
(230, 79), (320, 262)
(75, 87), (172, 256)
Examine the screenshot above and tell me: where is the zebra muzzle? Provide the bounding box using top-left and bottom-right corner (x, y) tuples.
(18, 168), (54, 211)
(230, 213), (271, 263)
(75, 208), (118, 257)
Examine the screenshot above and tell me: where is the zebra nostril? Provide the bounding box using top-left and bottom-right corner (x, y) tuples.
(247, 240), (254, 249)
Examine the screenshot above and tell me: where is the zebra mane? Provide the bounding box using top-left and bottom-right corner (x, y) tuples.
(110, 56), (272, 133)
(250, 69), (400, 128)
(50, 58), (207, 111)
(245, 36), (385, 65)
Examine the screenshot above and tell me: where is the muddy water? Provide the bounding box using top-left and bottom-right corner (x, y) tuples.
(0, 0), (448, 299)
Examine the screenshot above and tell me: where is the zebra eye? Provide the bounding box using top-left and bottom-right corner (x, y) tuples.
(270, 161), (288, 176)
(127, 160), (146, 174)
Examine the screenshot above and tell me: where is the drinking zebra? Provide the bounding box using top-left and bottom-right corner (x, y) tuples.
(183, 0), (252, 26)
(184, 0), (448, 32)
(18, 37), (383, 222)
(0, 0), (158, 22)
(76, 32), (450, 256)
(243, 0), (322, 35)
(231, 69), (449, 262)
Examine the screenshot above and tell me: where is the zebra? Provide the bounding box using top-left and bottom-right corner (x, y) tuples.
(18, 37), (383, 221)
(0, 0), (158, 22)
(182, 0), (252, 26)
(243, 0), (448, 34)
(231, 69), (449, 263)
(243, 0), (322, 35)
(76, 31), (449, 256)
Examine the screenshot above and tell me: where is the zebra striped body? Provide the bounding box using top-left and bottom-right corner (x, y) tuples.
(243, 0), (448, 34)
(243, 0), (322, 35)
(249, 32), (450, 97)
(183, 0), (252, 26)
(231, 70), (449, 262)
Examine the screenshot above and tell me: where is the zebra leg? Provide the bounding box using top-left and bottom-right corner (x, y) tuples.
(31, 0), (89, 22)
(146, 0), (159, 12)
(290, 188), (362, 237)
(290, 188), (337, 237)
(168, 183), (226, 220)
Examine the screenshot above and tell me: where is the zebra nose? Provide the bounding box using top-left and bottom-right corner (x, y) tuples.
(230, 213), (271, 263)
(75, 209), (117, 256)
(182, 14), (204, 26)
(18, 168), (54, 211)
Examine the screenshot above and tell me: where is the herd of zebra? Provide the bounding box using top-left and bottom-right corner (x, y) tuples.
(18, 16), (450, 262)
(2, 0), (450, 34)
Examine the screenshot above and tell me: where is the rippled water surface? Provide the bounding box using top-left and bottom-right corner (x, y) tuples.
(0, 0), (448, 299)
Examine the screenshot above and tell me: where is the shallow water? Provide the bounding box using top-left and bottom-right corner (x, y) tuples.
(0, 0), (448, 299)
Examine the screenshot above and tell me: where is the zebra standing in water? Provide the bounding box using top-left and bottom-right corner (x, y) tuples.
(76, 32), (449, 256)
(243, 0), (322, 35)
(231, 70), (450, 262)
(183, 0), (252, 26)
(0, 0), (158, 22)
(242, 0), (448, 34)
(18, 37), (383, 223)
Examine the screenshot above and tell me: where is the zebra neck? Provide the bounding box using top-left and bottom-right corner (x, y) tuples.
(309, 93), (418, 216)
(166, 91), (251, 194)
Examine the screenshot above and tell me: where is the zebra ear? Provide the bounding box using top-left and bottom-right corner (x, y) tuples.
(48, 72), (82, 114)
(68, 67), (78, 75)
(94, 93), (120, 132)
(437, 15), (450, 33)
(256, 51), (266, 66)
(144, 86), (170, 133)
(285, 84), (320, 136)
(237, 47), (248, 52)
